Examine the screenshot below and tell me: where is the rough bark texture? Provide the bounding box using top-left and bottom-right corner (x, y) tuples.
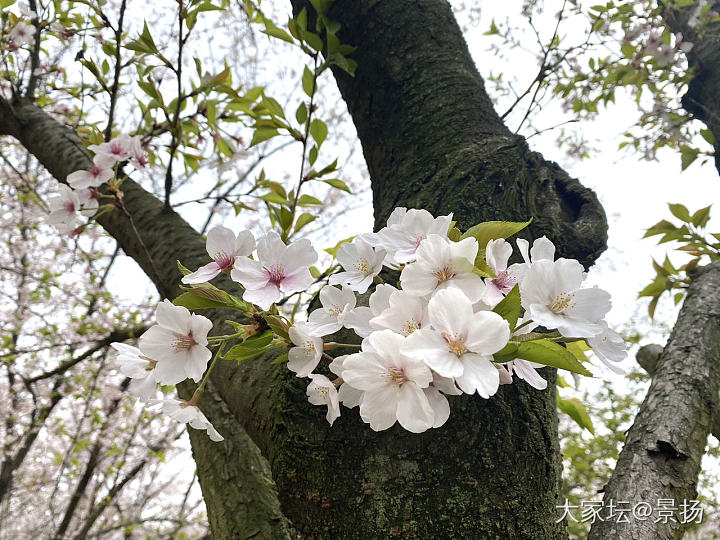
(0, 0), (611, 535)
(588, 262), (720, 540)
(0, 97), (292, 540)
(637, 342), (720, 439)
(663, 0), (720, 175)
(306, 0), (608, 268)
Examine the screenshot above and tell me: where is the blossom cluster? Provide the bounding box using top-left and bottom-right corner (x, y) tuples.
(109, 208), (625, 441)
(111, 299), (222, 441)
(47, 134), (146, 234)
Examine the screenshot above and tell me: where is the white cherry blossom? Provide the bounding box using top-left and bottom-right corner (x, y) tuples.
(423, 374), (462, 428)
(369, 289), (429, 336)
(341, 283), (398, 338)
(9, 21), (34, 46)
(329, 355), (363, 408)
(287, 322), (323, 377)
(47, 185), (97, 233)
(110, 342), (158, 401)
(342, 330), (434, 432)
(139, 300), (213, 385)
(520, 258), (611, 338)
(402, 288), (510, 397)
(183, 226), (255, 284)
(587, 322), (627, 374)
(154, 399), (224, 442)
(231, 232), (317, 310)
(306, 285), (357, 337)
(363, 207), (453, 265)
(329, 237), (385, 293)
(400, 234), (485, 302)
(306, 374), (341, 425)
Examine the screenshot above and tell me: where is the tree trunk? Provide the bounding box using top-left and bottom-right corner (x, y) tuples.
(663, 0), (720, 175)
(0, 0), (610, 536)
(588, 262), (720, 540)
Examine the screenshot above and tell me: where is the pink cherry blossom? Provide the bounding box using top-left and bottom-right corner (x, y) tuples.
(231, 232), (317, 310)
(182, 226), (255, 284)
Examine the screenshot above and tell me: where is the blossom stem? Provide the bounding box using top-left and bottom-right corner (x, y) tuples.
(514, 319), (535, 332)
(512, 330), (561, 342)
(190, 341), (226, 405)
(324, 342), (361, 350)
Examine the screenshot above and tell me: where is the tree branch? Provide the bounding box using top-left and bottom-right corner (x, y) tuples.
(589, 262), (720, 540)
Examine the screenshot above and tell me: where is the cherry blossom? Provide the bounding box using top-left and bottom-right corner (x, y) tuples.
(306, 374), (341, 425)
(341, 330), (435, 432)
(47, 184), (96, 233)
(423, 374), (462, 429)
(520, 258), (611, 338)
(400, 234), (485, 302)
(402, 288), (510, 397)
(139, 300), (213, 385)
(306, 285), (357, 337)
(329, 355), (363, 408)
(587, 322), (627, 374)
(482, 239), (521, 307)
(9, 21), (35, 46)
(329, 237), (386, 294)
(287, 322), (323, 377)
(231, 231), (317, 310)
(154, 399), (224, 442)
(182, 226), (255, 284)
(110, 342), (158, 401)
(67, 163), (114, 189)
(88, 134), (136, 167)
(363, 207), (453, 265)
(341, 283), (398, 337)
(368, 289), (429, 336)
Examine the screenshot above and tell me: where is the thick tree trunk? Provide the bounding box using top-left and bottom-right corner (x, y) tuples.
(663, 0), (720, 175)
(588, 262), (720, 540)
(1, 0), (609, 536)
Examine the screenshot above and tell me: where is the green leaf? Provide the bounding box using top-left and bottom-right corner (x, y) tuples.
(515, 340), (592, 376)
(447, 227), (462, 242)
(262, 20), (294, 44)
(700, 129), (715, 146)
(265, 315), (290, 340)
(668, 203), (691, 223)
(492, 342), (519, 364)
(250, 127), (279, 147)
(302, 66), (315, 97)
(224, 331), (275, 362)
(174, 283), (252, 312)
(460, 219), (532, 250)
(484, 18), (500, 35)
(472, 251), (496, 278)
(298, 194), (323, 205)
(324, 178), (351, 193)
(492, 284), (521, 331)
(557, 394), (594, 434)
(680, 146), (699, 171)
(295, 102), (308, 124)
(177, 260), (192, 276)
(310, 119), (328, 146)
(294, 212), (317, 233)
(259, 191), (288, 205)
(566, 340), (591, 364)
(690, 205), (712, 228)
